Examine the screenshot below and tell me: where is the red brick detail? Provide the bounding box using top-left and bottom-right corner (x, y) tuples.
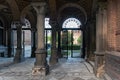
(107, 0), (117, 51)
(116, 0), (120, 51)
(105, 53), (120, 80)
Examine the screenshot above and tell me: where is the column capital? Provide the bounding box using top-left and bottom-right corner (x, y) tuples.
(31, 2), (46, 14)
(98, 2), (107, 10)
(49, 20), (57, 27)
(13, 21), (22, 27)
(96, 2), (107, 14)
(49, 20), (59, 30)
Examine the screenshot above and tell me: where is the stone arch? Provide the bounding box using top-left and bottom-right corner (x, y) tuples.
(21, 5), (36, 28)
(0, 13), (10, 28)
(57, 3), (87, 24)
(6, 0), (20, 20)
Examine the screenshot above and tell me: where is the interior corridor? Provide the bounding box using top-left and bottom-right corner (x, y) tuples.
(0, 0), (120, 80)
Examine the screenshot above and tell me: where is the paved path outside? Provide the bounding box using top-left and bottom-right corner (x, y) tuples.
(0, 58), (104, 80)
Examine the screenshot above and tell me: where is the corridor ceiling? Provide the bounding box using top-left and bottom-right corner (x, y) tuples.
(0, 0), (101, 27)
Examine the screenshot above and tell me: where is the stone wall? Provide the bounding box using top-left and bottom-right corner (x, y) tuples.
(105, 52), (120, 80)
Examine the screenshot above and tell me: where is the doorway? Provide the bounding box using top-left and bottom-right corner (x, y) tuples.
(61, 18), (82, 58)
(61, 30), (82, 58)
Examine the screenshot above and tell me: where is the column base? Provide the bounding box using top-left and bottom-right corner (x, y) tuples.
(94, 51), (105, 77)
(49, 49), (58, 65)
(14, 48), (24, 63)
(32, 65), (49, 76)
(33, 49), (49, 75)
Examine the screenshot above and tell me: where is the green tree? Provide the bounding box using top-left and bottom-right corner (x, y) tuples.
(77, 36), (82, 44)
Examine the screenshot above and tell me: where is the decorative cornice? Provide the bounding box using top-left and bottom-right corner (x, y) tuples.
(31, 2), (46, 14)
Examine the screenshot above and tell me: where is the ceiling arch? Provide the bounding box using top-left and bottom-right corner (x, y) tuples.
(21, 5), (36, 28)
(6, 0), (20, 20)
(21, 5), (31, 24)
(57, 3), (87, 24)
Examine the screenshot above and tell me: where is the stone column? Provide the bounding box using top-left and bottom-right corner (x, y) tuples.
(31, 28), (36, 58)
(94, 3), (107, 77)
(14, 21), (24, 63)
(49, 20), (58, 65)
(81, 28), (86, 58)
(31, 2), (49, 75)
(87, 22), (96, 61)
(7, 27), (12, 57)
(57, 30), (62, 58)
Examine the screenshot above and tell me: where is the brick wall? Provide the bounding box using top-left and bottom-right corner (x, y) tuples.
(105, 0), (120, 79)
(116, 0), (120, 51)
(105, 52), (120, 80)
(107, 0), (117, 51)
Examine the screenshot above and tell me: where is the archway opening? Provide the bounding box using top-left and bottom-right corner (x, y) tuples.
(12, 19), (32, 58)
(61, 18), (83, 58)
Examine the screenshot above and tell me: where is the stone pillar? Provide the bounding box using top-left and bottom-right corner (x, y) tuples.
(57, 30), (62, 58)
(7, 27), (12, 57)
(94, 3), (107, 77)
(87, 22), (96, 61)
(81, 29), (86, 58)
(14, 21), (24, 63)
(31, 2), (49, 75)
(49, 20), (58, 65)
(31, 28), (36, 58)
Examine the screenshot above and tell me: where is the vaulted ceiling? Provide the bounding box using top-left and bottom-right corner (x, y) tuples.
(0, 0), (98, 27)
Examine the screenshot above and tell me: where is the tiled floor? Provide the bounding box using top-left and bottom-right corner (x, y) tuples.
(0, 57), (104, 80)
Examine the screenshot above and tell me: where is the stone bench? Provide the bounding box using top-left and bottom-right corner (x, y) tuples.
(0, 45), (8, 57)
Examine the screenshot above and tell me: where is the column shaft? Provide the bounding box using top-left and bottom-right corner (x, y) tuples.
(37, 14), (45, 49)
(49, 21), (58, 65)
(57, 31), (62, 58)
(31, 2), (49, 76)
(94, 4), (107, 77)
(7, 28), (12, 57)
(31, 29), (36, 57)
(14, 21), (24, 63)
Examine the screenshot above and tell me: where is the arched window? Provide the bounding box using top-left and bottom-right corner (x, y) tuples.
(62, 18), (81, 28)
(11, 19), (31, 29)
(22, 19), (31, 28)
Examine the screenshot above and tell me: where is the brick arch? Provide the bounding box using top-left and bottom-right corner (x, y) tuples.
(6, 0), (20, 20)
(57, 3), (87, 24)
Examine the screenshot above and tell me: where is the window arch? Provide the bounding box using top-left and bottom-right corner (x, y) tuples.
(62, 18), (81, 28)
(22, 19), (31, 28)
